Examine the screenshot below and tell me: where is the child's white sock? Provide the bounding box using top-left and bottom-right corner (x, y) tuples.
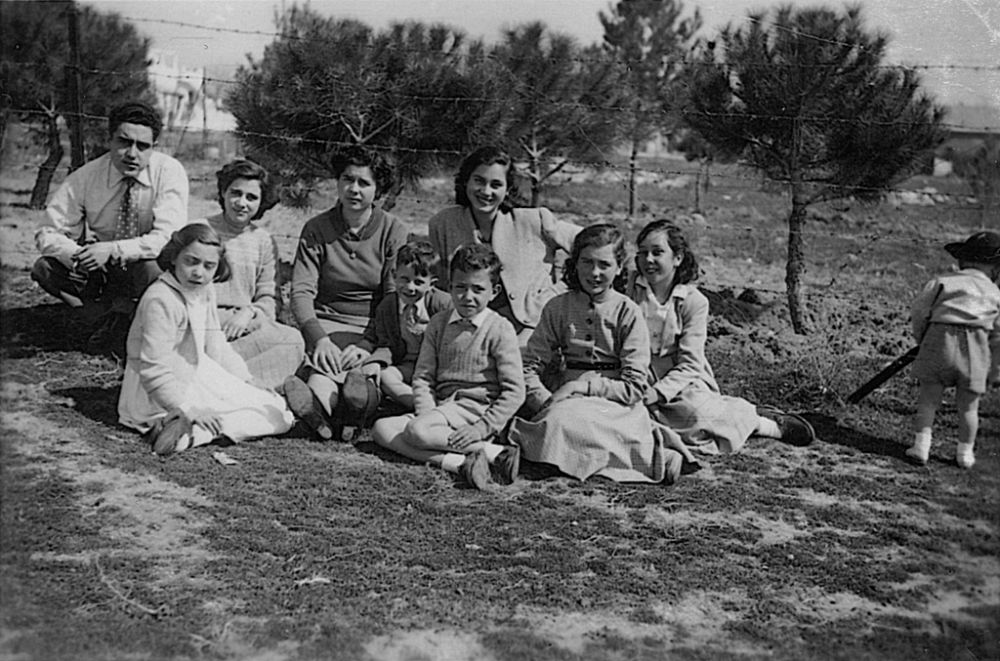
(755, 417), (781, 438)
(440, 453), (465, 474)
(906, 430), (932, 464)
(955, 442), (975, 469)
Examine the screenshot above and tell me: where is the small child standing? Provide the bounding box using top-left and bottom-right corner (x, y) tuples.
(507, 223), (683, 484)
(907, 231), (1000, 468)
(348, 241), (452, 411)
(118, 224), (294, 455)
(372, 244), (525, 490)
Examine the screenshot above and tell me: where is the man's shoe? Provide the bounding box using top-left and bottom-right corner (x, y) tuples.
(489, 445), (520, 486)
(283, 376), (333, 441)
(459, 450), (493, 491)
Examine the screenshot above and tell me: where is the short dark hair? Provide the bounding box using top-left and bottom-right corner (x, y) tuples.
(107, 101), (162, 142)
(563, 223), (627, 291)
(454, 145), (517, 213)
(330, 145), (394, 199)
(449, 243), (501, 286)
(157, 223), (232, 283)
(395, 241), (441, 279)
(635, 219), (699, 285)
(215, 159), (278, 221)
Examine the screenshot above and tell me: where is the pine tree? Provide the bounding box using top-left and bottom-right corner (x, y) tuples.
(600, 0), (702, 217)
(1, 0), (152, 208)
(228, 6), (498, 208)
(489, 23), (623, 206)
(685, 4), (944, 333)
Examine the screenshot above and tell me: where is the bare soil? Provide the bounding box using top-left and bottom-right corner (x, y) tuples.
(1, 151), (997, 660)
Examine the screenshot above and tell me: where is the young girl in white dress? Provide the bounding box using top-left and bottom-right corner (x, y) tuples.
(507, 223), (683, 483)
(118, 224), (294, 456)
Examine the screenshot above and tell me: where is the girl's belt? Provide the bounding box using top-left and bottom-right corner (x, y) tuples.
(565, 360), (620, 370)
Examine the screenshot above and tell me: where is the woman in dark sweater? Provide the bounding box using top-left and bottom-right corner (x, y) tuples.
(285, 147), (408, 439)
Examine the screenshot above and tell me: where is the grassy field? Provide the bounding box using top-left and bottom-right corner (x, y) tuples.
(1, 144), (997, 660)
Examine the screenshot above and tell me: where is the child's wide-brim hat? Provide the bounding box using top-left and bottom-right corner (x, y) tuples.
(944, 231), (1000, 264)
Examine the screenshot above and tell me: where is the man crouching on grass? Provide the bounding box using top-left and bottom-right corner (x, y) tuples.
(372, 244), (525, 490)
(31, 101), (188, 357)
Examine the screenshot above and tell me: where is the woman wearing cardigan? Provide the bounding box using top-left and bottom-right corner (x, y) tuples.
(428, 145), (580, 345)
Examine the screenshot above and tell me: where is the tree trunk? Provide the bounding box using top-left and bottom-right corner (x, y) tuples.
(785, 195), (808, 334)
(627, 138), (639, 218)
(529, 153), (542, 207)
(30, 114), (64, 210)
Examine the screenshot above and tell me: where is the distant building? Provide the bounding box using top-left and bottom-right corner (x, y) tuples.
(147, 49), (235, 132)
(934, 104), (1000, 175)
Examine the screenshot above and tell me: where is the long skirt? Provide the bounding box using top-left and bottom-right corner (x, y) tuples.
(508, 396), (671, 483)
(651, 383), (759, 455)
(228, 318), (305, 390)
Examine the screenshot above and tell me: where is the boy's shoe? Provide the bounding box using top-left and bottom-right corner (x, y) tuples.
(340, 368), (381, 429)
(758, 406), (816, 446)
(956, 442), (976, 469)
(283, 376), (333, 441)
(146, 411), (188, 457)
(489, 445), (520, 486)
(905, 436), (931, 466)
(459, 450), (493, 491)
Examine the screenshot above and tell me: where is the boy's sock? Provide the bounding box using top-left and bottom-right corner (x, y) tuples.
(955, 442), (976, 469)
(906, 431), (932, 465)
(440, 453), (465, 473)
(755, 416), (781, 438)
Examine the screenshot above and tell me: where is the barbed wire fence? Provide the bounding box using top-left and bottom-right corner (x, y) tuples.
(2, 12), (996, 308)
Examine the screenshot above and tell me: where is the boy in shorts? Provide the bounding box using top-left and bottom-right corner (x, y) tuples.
(372, 244), (525, 489)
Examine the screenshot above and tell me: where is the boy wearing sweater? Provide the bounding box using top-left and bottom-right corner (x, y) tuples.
(372, 244), (525, 490)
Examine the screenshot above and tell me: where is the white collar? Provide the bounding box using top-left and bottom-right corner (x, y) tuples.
(447, 308), (489, 327)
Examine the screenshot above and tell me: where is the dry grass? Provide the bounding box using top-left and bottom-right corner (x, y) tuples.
(1, 146), (997, 660)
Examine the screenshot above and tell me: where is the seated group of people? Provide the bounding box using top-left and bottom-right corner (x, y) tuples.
(32, 101), (816, 489)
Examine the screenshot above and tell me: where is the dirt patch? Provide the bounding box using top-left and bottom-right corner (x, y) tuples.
(2, 381), (216, 584)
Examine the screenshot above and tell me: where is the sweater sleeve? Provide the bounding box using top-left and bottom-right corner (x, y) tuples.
(204, 290), (253, 382)
(539, 207), (580, 254)
(135, 293), (190, 412)
(989, 306), (1000, 383)
(521, 302), (559, 414)
(472, 319), (526, 438)
(250, 232), (278, 320)
(411, 317), (441, 415)
(652, 291), (710, 403)
(910, 279), (939, 342)
(289, 222), (327, 349)
(590, 301), (649, 405)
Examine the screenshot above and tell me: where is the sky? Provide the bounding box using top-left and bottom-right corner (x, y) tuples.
(88, 0), (1000, 111)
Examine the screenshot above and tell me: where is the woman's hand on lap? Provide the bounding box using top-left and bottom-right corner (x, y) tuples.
(311, 337), (343, 374)
(550, 379), (586, 404)
(339, 345), (370, 370)
(222, 307), (255, 340)
(190, 413), (223, 437)
(447, 425), (480, 450)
